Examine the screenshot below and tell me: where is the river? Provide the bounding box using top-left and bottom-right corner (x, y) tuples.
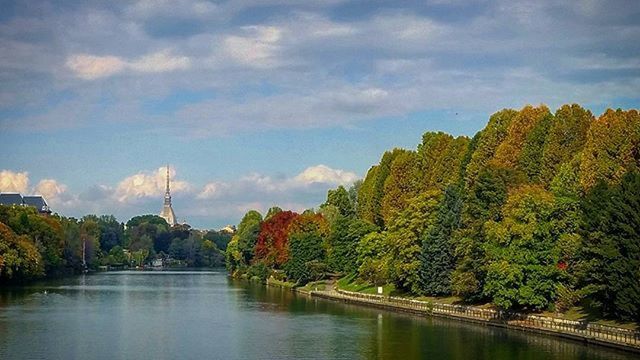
(0, 270), (634, 359)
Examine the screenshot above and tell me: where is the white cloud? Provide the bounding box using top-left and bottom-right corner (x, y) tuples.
(129, 50), (191, 72)
(224, 26), (283, 68)
(0, 170), (29, 193)
(126, 0), (218, 19)
(66, 50), (190, 80)
(197, 181), (229, 200)
(293, 164), (358, 186)
(115, 166), (190, 203)
(65, 54), (127, 80)
(33, 179), (68, 200)
(197, 164), (358, 200)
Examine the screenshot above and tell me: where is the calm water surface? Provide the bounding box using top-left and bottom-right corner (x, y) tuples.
(0, 270), (635, 360)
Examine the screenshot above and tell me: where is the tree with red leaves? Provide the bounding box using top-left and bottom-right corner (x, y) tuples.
(254, 210), (299, 268)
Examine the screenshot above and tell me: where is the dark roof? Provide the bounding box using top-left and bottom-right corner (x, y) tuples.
(23, 195), (48, 210)
(0, 193), (24, 205)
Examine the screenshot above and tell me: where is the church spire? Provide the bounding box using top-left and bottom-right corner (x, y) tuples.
(160, 164), (177, 226)
(165, 163), (170, 194)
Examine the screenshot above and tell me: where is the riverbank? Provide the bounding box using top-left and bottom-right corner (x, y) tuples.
(306, 287), (640, 354)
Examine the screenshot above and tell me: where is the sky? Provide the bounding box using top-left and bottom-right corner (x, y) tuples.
(1, 0), (639, 229)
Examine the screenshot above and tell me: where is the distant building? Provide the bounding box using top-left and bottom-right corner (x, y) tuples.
(221, 224), (236, 234)
(0, 193), (51, 214)
(159, 165), (177, 226)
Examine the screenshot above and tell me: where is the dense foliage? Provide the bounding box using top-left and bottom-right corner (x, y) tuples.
(0, 207), (230, 283)
(228, 104), (639, 321)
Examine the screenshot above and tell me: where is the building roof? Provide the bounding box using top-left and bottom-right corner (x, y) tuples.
(0, 193), (24, 205)
(23, 195), (49, 211)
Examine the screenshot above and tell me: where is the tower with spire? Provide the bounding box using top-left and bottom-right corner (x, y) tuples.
(160, 164), (177, 226)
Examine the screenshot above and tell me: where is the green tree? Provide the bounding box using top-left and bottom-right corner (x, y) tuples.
(579, 172), (640, 321)
(483, 185), (564, 310)
(540, 104), (592, 184)
(225, 210), (262, 272)
(327, 215), (378, 274)
(452, 166), (517, 300)
(580, 109), (640, 190)
(417, 132), (470, 192)
(385, 191), (441, 294)
(324, 185), (355, 217)
(464, 109), (517, 188)
(381, 149), (419, 224)
(0, 221), (44, 281)
(357, 149), (404, 228)
(283, 213), (328, 284)
(419, 185), (462, 296)
(356, 231), (388, 285)
(491, 105), (552, 171)
(518, 111), (553, 182)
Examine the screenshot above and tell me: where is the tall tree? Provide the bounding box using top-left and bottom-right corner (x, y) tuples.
(419, 185), (463, 296)
(0, 222), (44, 281)
(254, 211), (298, 268)
(579, 172), (640, 321)
(491, 105), (552, 171)
(284, 213), (328, 284)
(226, 210), (262, 272)
(327, 216), (378, 274)
(324, 185), (355, 217)
(381, 149), (419, 224)
(483, 185), (563, 310)
(464, 109), (517, 188)
(580, 109), (640, 190)
(385, 191), (441, 294)
(357, 149), (404, 228)
(417, 132), (470, 192)
(539, 104), (593, 184)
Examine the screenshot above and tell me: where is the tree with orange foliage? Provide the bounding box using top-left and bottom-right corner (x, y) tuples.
(254, 210), (299, 268)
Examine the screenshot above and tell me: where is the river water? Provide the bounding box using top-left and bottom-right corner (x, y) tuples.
(0, 270), (635, 359)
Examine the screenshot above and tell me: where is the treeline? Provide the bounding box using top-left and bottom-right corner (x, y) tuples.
(0, 208), (231, 283)
(226, 104), (640, 322)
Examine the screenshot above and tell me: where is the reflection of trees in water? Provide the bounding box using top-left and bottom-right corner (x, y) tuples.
(229, 282), (634, 360)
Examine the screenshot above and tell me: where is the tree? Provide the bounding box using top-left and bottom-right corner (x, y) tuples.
(452, 166), (517, 300)
(254, 211), (298, 268)
(381, 149), (419, 224)
(203, 230), (232, 251)
(348, 180), (362, 215)
(580, 109), (640, 190)
(579, 172), (640, 321)
(327, 215), (377, 274)
(283, 213), (328, 284)
(226, 210), (262, 272)
(464, 109), (517, 188)
(539, 104), (592, 185)
(324, 185), (355, 217)
(356, 231), (388, 285)
(0, 205), (64, 274)
(419, 185), (463, 296)
(385, 191), (441, 294)
(0, 222), (44, 281)
(357, 149), (404, 228)
(483, 185), (565, 310)
(417, 132), (470, 192)
(518, 111), (553, 182)
(491, 105), (552, 171)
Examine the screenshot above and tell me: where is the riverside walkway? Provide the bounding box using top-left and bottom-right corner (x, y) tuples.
(310, 288), (640, 353)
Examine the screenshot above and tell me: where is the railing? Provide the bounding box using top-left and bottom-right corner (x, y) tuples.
(330, 289), (640, 348)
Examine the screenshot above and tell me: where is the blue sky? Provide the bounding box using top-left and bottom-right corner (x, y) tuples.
(1, 0), (639, 228)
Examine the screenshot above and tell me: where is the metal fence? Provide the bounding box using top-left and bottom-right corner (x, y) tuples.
(331, 289), (640, 348)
